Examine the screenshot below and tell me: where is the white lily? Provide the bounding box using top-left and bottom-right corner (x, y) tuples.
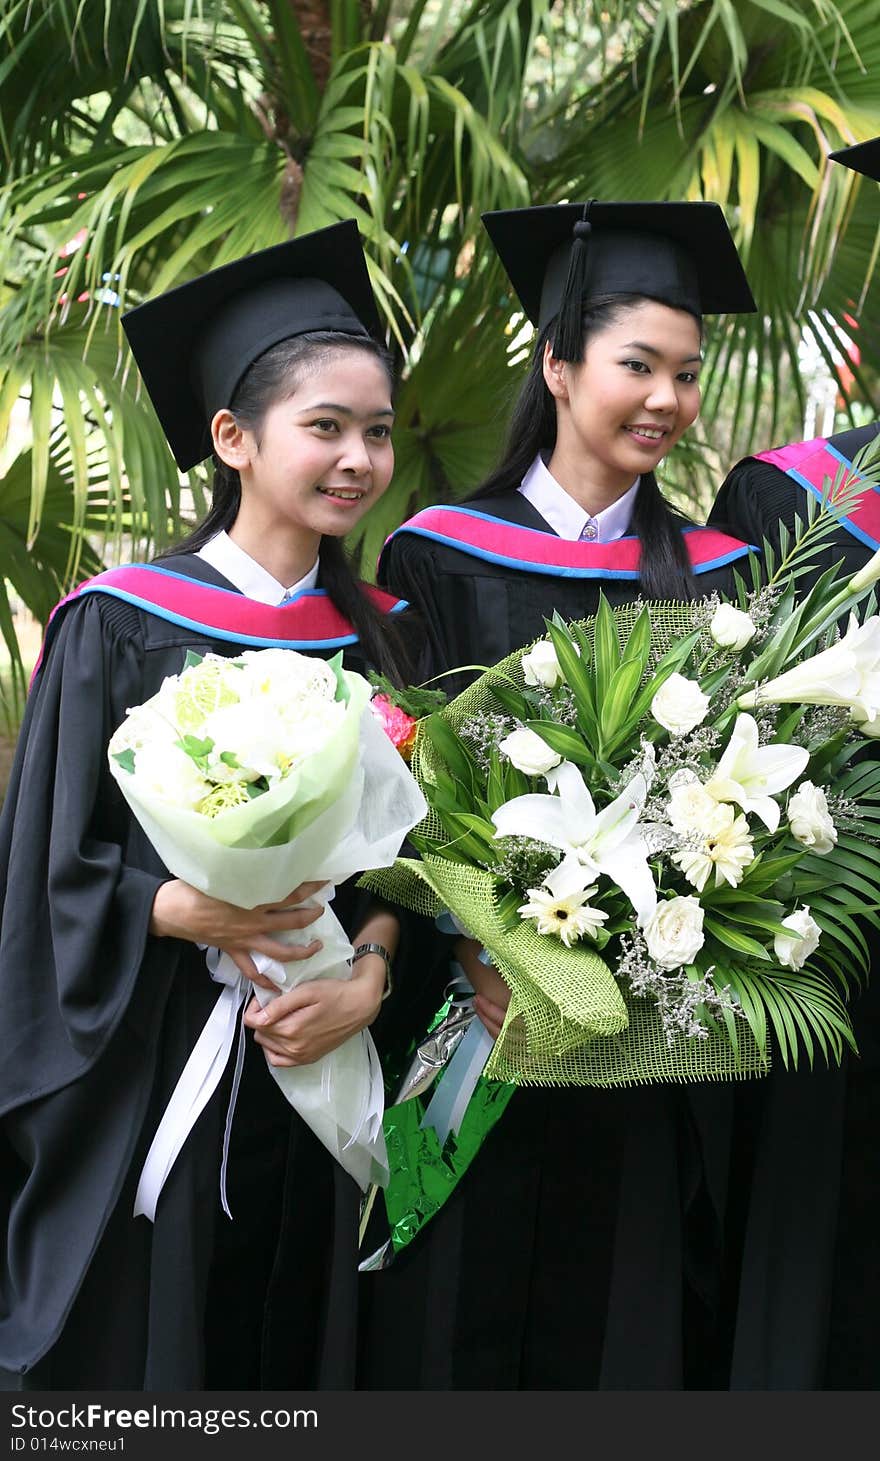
(491, 760), (657, 925)
(848, 546), (880, 594)
(738, 613), (880, 724)
(704, 713), (809, 833)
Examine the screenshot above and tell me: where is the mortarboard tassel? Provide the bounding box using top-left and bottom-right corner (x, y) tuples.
(552, 201), (595, 362)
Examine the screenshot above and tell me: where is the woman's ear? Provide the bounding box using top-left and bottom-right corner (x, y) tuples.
(542, 339), (570, 402)
(211, 409), (251, 470)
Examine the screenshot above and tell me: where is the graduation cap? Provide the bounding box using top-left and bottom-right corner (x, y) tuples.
(122, 219), (383, 471)
(828, 137), (880, 184)
(481, 201), (756, 361)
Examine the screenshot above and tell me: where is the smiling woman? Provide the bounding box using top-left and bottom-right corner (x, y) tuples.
(0, 220), (428, 1393)
(211, 351), (396, 576)
(358, 200), (766, 1392)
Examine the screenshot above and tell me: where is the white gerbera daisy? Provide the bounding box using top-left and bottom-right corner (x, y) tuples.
(518, 857), (609, 948)
(673, 804), (754, 891)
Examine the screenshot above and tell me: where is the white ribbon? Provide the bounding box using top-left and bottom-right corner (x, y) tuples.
(134, 894), (389, 1221)
(133, 954), (249, 1221)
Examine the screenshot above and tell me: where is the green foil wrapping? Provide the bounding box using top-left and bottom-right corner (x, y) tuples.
(359, 999), (516, 1267)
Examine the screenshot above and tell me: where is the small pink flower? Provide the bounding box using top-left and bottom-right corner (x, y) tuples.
(370, 695), (417, 760)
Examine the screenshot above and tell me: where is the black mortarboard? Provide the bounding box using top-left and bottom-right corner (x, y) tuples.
(122, 219), (382, 470)
(829, 137), (880, 184)
(482, 201), (756, 361)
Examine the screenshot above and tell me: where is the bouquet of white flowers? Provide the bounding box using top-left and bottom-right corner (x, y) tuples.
(359, 453), (880, 1268)
(367, 536), (880, 1095)
(108, 647), (426, 1218)
(360, 554), (880, 1269)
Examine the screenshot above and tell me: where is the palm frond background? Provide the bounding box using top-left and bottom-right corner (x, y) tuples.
(1, 0), (880, 719)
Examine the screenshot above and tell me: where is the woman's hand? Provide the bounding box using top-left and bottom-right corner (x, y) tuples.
(455, 936), (510, 1040)
(149, 878), (327, 990)
(243, 951), (387, 1066)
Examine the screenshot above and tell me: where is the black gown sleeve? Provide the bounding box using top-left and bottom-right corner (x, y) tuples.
(0, 596), (174, 1116)
(708, 455), (861, 588)
(378, 532), (457, 680)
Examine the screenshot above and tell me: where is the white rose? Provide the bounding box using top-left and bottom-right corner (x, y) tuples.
(787, 781), (837, 855)
(774, 907), (821, 970)
(237, 648), (338, 704)
(710, 603), (757, 652)
(202, 700), (342, 782)
(521, 638), (576, 689)
(131, 742), (212, 808)
(498, 726), (562, 777)
(650, 673), (711, 737)
(667, 780), (729, 836)
(643, 895), (706, 970)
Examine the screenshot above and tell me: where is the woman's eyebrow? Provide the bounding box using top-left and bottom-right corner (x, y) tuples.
(295, 401), (396, 415)
(622, 340), (702, 364)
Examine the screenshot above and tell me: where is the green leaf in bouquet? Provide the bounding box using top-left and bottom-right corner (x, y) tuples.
(704, 917), (772, 960)
(765, 558), (872, 675)
(489, 682), (537, 723)
(703, 892), (791, 940)
(810, 903), (871, 971)
(598, 657), (648, 748)
(496, 886), (524, 932)
(731, 563), (759, 607)
(720, 999), (741, 1060)
(435, 810), (498, 864)
(802, 731), (849, 778)
(719, 968), (768, 1057)
(420, 712), (479, 798)
(697, 663), (736, 699)
(814, 840), (880, 904)
(738, 849), (806, 892)
(486, 748), (529, 814)
(740, 598), (808, 685)
(545, 618), (597, 726)
(772, 706), (806, 744)
(219, 751), (240, 768)
(758, 978), (808, 1070)
(182, 651), (204, 670)
(836, 753), (880, 797)
(177, 733), (214, 764)
(592, 593), (622, 692)
(112, 748), (135, 775)
(503, 762), (530, 801)
(620, 603), (653, 672)
(768, 968), (856, 1068)
(366, 670), (448, 718)
(326, 650), (350, 705)
(523, 719), (593, 768)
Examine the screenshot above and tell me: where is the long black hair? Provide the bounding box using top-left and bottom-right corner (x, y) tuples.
(159, 331), (412, 681)
(469, 293), (698, 600)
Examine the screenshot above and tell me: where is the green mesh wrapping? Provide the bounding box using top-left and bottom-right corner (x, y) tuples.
(364, 602), (769, 1088)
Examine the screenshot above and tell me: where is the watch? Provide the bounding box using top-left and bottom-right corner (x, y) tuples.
(350, 941), (394, 1000)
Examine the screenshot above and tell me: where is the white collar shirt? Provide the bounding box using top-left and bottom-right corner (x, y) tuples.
(196, 530), (320, 604)
(519, 454), (640, 543)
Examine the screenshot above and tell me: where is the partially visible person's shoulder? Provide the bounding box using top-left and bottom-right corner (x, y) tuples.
(828, 419), (880, 460)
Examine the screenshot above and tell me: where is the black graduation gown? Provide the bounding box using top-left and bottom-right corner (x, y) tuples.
(356, 490), (761, 1391)
(709, 432), (880, 1390)
(0, 552), (406, 1392)
(710, 421), (880, 583)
